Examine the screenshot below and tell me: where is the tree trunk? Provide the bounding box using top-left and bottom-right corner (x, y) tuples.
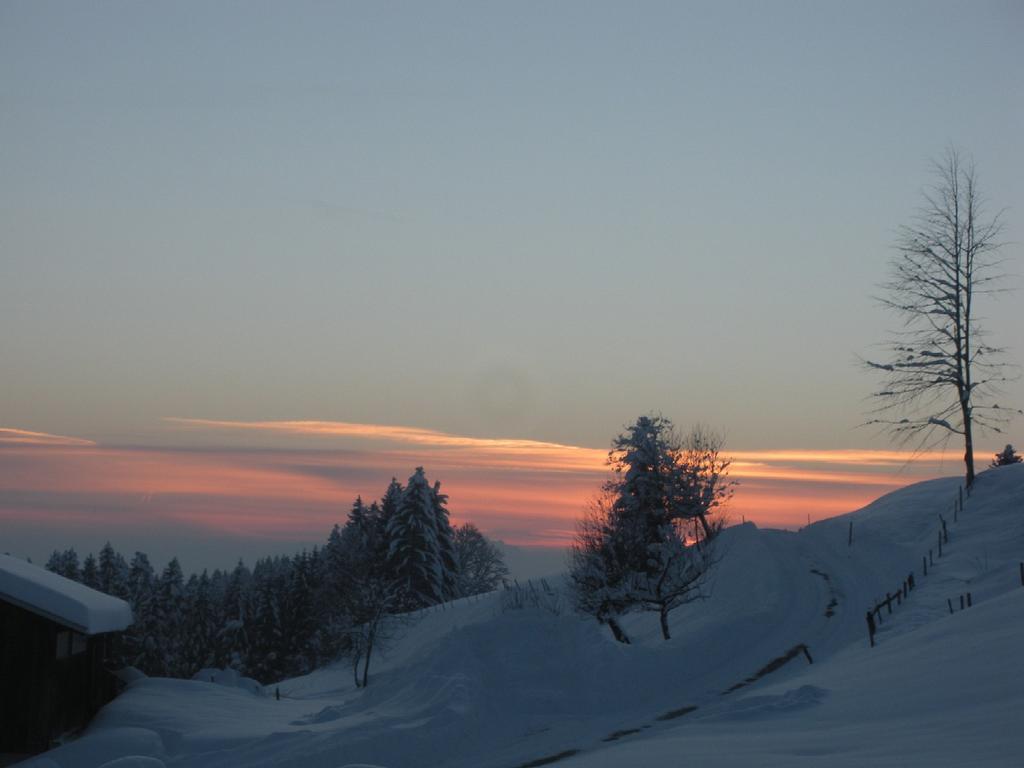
(961, 396), (975, 488)
(606, 617), (630, 644)
(697, 513), (713, 541)
(352, 649), (363, 688)
(361, 629), (375, 688)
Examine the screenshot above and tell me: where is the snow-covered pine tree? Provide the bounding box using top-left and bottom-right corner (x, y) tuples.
(282, 551), (318, 676)
(380, 478), (403, 523)
(216, 559), (252, 672)
(125, 551), (157, 671)
(431, 480), (459, 600)
(153, 557), (186, 676)
(386, 467), (445, 609)
(98, 542), (130, 599)
(247, 557), (286, 682)
(46, 548), (82, 581)
(183, 570), (218, 675)
(606, 415), (681, 575)
(81, 553), (100, 589)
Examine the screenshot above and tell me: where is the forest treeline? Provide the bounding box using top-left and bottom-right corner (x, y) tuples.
(44, 467), (507, 685)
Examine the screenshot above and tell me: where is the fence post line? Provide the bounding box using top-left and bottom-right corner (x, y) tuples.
(960, 595), (965, 610)
(967, 592), (972, 608)
(948, 598), (953, 614)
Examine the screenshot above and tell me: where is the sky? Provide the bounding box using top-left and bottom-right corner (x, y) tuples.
(1, 1), (1022, 573)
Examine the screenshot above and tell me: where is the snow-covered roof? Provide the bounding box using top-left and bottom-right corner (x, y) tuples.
(0, 553), (133, 635)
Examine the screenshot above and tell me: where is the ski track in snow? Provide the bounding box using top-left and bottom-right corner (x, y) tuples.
(22, 465), (1024, 768)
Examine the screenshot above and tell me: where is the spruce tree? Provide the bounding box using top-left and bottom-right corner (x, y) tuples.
(81, 553), (100, 589)
(98, 542), (130, 598)
(126, 552), (157, 671)
(431, 481), (459, 600)
(154, 558), (186, 676)
(386, 467), (444, 608)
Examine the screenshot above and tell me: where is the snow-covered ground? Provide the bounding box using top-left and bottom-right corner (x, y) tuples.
(23, 464), (1024, 768)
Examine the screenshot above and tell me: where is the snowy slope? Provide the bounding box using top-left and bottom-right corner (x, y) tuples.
(23, 464), (1024, 768)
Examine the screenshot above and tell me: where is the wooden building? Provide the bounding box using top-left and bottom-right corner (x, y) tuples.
(0, 554), (133, 755)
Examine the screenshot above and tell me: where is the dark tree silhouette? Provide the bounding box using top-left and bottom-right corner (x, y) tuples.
(865, 149), (1019, 487)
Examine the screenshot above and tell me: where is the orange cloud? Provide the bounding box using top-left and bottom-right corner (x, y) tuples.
(0, 427), (96, 447)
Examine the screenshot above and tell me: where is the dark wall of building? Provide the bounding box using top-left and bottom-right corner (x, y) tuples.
(0, 600), (120, 754)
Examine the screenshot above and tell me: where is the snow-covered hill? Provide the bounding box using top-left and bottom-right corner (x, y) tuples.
(23, 464), (1024, 768)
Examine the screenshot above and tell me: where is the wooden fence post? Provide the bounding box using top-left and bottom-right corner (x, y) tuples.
(866, 612), (876, 647)
(929, 549), (934, 567)
(923, 556), (928, 577)
(1019, 562), (1023, 587)
(960, 595), (965, 610)
(886, 593), (893, 614)
(947, 598), (953, 614)
(967, 592), (972, 608)
(848, 520), (853, 547)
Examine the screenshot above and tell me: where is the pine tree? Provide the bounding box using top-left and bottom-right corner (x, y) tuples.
(183, 570), (218, 675)
(154, 558), (186, 677)
(606, 415), (681, 575)
(431, 481), (459, 600)
(98, 542), (130, 599)
(247, 558), (285, 682)
(81, 553), (100, 589)
(386, 467), (444, 609)
(217, 559), (252, 672)
(126, 552), (157, 671)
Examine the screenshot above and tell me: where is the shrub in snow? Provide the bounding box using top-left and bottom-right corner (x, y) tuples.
(500, 578), (563, 615)
(991, 444), (1022, 467)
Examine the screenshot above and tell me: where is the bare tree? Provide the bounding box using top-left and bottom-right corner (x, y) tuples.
(452, 523), (509, 596)
(675, 424), (736, 539)
(865, 149), (1019, 487)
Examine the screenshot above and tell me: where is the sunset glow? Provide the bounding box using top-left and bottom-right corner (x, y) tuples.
(0, 419), (977, 559)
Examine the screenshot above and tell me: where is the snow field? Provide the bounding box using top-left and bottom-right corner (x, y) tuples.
(23, 464), (1024, 768)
